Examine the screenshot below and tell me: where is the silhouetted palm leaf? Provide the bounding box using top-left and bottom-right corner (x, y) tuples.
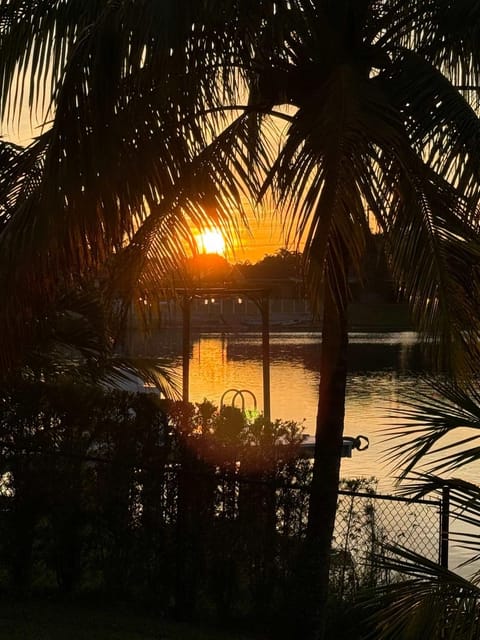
(0, 1), (271, 368)
(383, 379), (480, 478)
(365, 545), (480, 640)
(19, 288), (179, 398)
(243, 1), (480, 373)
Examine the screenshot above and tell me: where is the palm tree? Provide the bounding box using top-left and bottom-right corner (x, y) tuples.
(3, 2), (480, 638)
(0, 0), (260, 369)
(235, 2), (480, 636)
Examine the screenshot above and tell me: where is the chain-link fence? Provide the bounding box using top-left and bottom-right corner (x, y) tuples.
(331, 489), (442, 596)
(208, 472), (444, 597)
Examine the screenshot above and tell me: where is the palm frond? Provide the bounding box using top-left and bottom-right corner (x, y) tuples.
(10, 286), (179, 398)
(364, 544), (480, 640)
(382, 0), (480, 89)
(98, 356), (180, 400)
(381, 169), (480, 375)
(383, 379), (480, 477)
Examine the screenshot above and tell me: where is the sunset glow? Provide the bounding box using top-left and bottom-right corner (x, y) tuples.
(195, 228), (226, 255)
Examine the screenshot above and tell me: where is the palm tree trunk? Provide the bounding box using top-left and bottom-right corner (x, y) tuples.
(304, 277), (349, 640)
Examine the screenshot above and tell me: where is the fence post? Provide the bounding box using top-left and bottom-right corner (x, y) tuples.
(440, 485), (450, 569)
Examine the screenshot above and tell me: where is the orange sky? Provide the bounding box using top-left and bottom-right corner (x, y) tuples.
(4, 120), (293, 264)
(227, 216), (294, 263)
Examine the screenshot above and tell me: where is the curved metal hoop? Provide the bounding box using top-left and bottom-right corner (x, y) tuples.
(220, 388), (258, 413)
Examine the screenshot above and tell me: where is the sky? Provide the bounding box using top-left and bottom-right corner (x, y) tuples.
(3, 117), (292, 265)
(226, 214), (294, 263)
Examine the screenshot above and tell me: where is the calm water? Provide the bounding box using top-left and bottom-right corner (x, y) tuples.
(127, 328), (480, 572)
(128, 329), (430, 491)
(192, 331), (428, 490)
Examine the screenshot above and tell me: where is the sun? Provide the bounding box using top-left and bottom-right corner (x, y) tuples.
(195, 228), (226, 255)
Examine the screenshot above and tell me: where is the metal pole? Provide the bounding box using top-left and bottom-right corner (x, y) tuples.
(261, 294), (271, 422)
(182, 295), (191, 403)
(440, 485), (450, 569)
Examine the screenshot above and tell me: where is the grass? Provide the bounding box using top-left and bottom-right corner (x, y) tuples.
(0, 599), (261, 640)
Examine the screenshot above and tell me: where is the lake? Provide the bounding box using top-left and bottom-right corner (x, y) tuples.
(127, 329), (431, 491)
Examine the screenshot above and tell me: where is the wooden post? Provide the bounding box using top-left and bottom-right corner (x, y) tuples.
(260, 294), (271, 423)
(182, 295), (191, 403)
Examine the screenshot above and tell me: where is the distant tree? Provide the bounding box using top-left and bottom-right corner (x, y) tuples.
(237, 248), (303, 282)
(178, 254), (235, 287)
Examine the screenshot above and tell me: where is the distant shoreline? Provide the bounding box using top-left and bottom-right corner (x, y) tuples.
(158, 302), (414, 334)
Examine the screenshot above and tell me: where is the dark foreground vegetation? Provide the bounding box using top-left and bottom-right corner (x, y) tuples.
(5, 378), (480, 639)
(0, 381), (377, 639)
(0, 598), (262, 640)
